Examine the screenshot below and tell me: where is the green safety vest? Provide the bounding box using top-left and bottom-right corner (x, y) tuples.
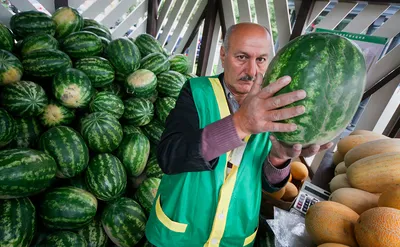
(145, 76), (271, 247)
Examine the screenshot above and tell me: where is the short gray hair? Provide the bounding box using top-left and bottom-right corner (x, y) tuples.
(223, 23), (271, 51)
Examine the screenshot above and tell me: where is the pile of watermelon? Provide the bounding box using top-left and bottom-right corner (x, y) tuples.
(0, 7), (193, 247)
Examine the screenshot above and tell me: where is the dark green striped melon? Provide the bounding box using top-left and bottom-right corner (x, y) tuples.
(39, 231), (87, 247)
(140, 52), (170, 75)
(123, 98), (154, 126)
(52, 7), (83, 40)
(0, 108), (17, 148)
(116, 133), (150, 177)
(125, 69), (157, 97)
(77, 218), (109, 247)
(85, 153), (127, 201)
(22, 49), (72, 77)
(8, 117), (42, 149)
(75, 56), (115, 88)
(52, 68), (94, 108)
(169, 54), (189, 74)
(114, 70), (127, 83)
(83, 18), (102, 28)
(145, 154), (163, 179)
(39, 186), (97, 229)
(80, 112), (123, 153)
(1, 81), (48, 117)
(100, 82), (126, 99)
(20, 33), (58, 57)
(61, 31), (103, 59)
(136, 177), (160, 214)
(184, 73), (197, 80)
(0, 148), (57, 199)
(40, 100), (75, 127)
(134, 33), (166, 57)
(262, 32), (367, 146)
(89, 92), (124, 119)
(101, 197), (147, 247)
(155, 97), (176, 123)
(39, 126), (89, 178)
(0, 23), (14, 51)
(10, 11), (56, 39)
(105, 38), (141, 76)
(69, 173), (89, 191)
(145, 89), (159, 104)
(123, 125), (143, 136)
(83, 26), (112, 41)
(157, 70), (186, 98)
(0, 197), (36, 247)
(0, 49), (23, 86)
(99, 36), (110, 51)
(142, 119), (165, 145)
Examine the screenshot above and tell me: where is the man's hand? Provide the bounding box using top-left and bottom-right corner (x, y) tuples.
(268, 135), (334, 167)
(232, 73), (306, 139)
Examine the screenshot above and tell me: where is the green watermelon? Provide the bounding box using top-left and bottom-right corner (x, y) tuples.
(69, 173), (89, 191)
(136, 177), (160, 214)
(105, 38), (141, 76)
(61, 31), (103, 59)
(10, 11), (56, 39)
(83, 26), (112, 41)
(100, 82), (126, 99)
(142, 119), (165, 145)
(52, 68), (94, 108)
(101, 197), (147, 247)
(22, 49), (72, 77)
(0, 23), (14, 52)
(169, 54), (189, 74)
(0, 148), (57, 199)
(123, 98), (154, 126)
(155, 97), (176, 123)
(140, 52), (170, 75)
(134, 33), (166, 57)
(125, 69), (157, 97)
(99, 36), (110, 51)
(39, 186), (97, 229)
(39, 231), (87, 247)
(1, 80), (48, 117)
(77, 218), (109, 247)
(0, 197), (36, 247)
(184, 73), (197, 80)
(0, 49), (23, 86)
(0, 108), (17, 148)
(75, 56), (115, 88)
(85, 153), (127, 201)
(7, 117), (42, 148)
(39, 126), (89, 178)
(157, 70), (186, 98)
(262, 32), (367, 146)
(146, 89), (159, 104)
(89, 92), (124, 119)
(40, 100), (75, 127)
(20, 33), (59, 57)
(116, 133), (150, 177)
(80, 112), (123, 153)
(52, 7), (83, 40)
(123, 125), (143, 135)
(145, 154), (163, 179)
(114, 70), (127, 83)
(83, 18), (102, 28)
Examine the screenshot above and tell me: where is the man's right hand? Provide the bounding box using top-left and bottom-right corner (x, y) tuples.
(232, 73), (306, 139)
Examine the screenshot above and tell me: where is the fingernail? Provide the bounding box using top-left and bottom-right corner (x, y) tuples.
(297, 106), (305, 114)
(291, 124), (297, 131)
(298, 90), (307, 99)
(282, 76), (291, 83)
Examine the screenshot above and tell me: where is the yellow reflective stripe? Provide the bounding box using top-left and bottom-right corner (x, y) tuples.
(243, 228), (258, 246)
(155, 196), (188, 233)
(209, 78), (230, 119)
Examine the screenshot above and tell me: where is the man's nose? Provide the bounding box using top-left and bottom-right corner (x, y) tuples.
(245, 60), (257, 78)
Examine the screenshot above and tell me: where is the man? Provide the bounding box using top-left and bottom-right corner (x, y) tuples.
(145, 23), (332, 246)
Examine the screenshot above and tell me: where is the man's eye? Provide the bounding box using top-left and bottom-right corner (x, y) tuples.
(237, 55), (246, 60)
(257, 58), (267, 62)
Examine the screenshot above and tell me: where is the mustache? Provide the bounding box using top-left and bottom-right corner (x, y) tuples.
(239, 75), (255, 81)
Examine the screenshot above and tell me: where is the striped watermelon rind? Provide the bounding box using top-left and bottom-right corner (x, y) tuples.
(157, 70), (186, 98)
(83, 26), (112, 41)
(134, 33), (167, 57)
(140, 52), (170, 75)
(22, 49), (72, 78)
(123, 98), (154, 127)
(39, 231), (87, 247)
(20, 33), (59, 57)
(89, 92), (124, 119)
(155, 97), (176, 123)
(40, 100), (75, 127)
(145, 154), (163, 179)
(136, 177), (161, 214)
(10, 11), (56, 39)
(123, 125), (143, 136)
(0, 108), (17, 148)
(0, 148), (57, 199)
(77, 218), (109, 247)
(169, 54), (189, 74)
(0, 49), (23, 86)
(7, 117), (42, 149)
(105, 38), (141, 76)
(75, 56), (115, 88)
(100, 82), (126, 99)
(142, 118), (165, 145)
(125, 69), (157, 97)
(61, 31), (103, 59)
(0, 24), (14, 52)
(52, 7), (84, 40)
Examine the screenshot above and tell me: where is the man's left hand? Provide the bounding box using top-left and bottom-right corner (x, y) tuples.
(268, 135), (334, 167)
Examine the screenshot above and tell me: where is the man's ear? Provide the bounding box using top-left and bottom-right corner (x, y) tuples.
(220, 46), (226, 68)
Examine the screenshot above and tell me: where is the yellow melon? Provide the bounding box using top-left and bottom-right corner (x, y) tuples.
(281, 182), (298, 201)
(290, 161), (309, 181)
(350, 129), (384, 136)
(329, 188), (379, 214)
(334, 162), (347, 176)
(318, 244), (350, 247)
(329, 174), (351, 193)
(378, 185), (400, 210)
(332, 151), (344, 166)
(337, 134), (388, 156)
(264, 186), (286, 200)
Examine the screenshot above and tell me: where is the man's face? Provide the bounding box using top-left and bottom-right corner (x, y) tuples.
(220, 25), (271, 96)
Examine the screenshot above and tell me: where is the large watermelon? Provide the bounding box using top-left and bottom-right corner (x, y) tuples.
(157, 70), (186, 98)
(39, 186), (97, 229)
(140, 52), (170, 75)
(52, 68), (94, 108)
(39, 231), (87, 247)
(1, 80), (48, 117)
(83, 18), (111, 36)
(262, 32), (367, 146)
(0, 197), (36, 247)
(123, 125), (143, 136)
(116, 133), (150, 177)
(0, 148), (57, 199)
(134, 33), (167, 57)
(8, 117), (42, 149)
(80, 112), (123, 153)
(169, 54), (189, 74)
(0, 24), (14, 52)
(61, 31), (103, 59)
(52, 7), (83, 40)
(75, 56), (115, 88)
(136, 177), (161, 214)
(22, 49), (72, 77)
(0, 49), (23, 86)
(83, 26), (112, 41)
(85, 153), (127, 201)
(155, 97), (176, 123)
(0, 108), (17, 148)
(101, 197), (147, 247)
(77, 218), (109, 247)
(145, 154), (163, 179)
(123, 98), (154, 126)
(125, 69), (157, 97)
(39, 126), (89, 178)
(141, 118), (165, 145)
(105, 38), (141, 76)
(100, 82), (126, 99)
(89, 92), (124, 119)
(40, 100), (75, 127)
(20, 33), (59, 57)
(10, 11), (56, 39)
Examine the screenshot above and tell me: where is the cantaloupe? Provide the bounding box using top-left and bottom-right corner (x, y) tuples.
(347, 152), (400, 193)
(281, 182), (298, 201)
(344, 138), (400, 167)
(332, 151), (344, 166)
(290, 161), (308, 181)
(329, 174), (351, 193)
(355, 207), (400, 247)
(318, 244), (350, 247)
(329, 188), (379, 214)
(337, 134), (387, 156)
(264, 186), (286, 200)
(378, 185), (400, 210)
(305, 201), (359, 247)
(334, 162), (347, 176)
